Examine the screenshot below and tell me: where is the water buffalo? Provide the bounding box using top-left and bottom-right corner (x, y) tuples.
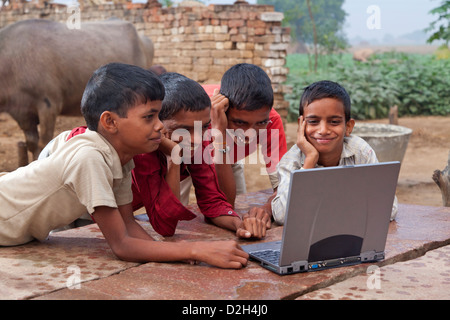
(0, 19), (154, 160)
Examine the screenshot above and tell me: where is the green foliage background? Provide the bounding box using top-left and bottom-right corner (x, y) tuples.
(285, 52), (450, 122)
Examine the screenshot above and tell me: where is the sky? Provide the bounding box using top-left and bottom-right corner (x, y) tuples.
(341, 0), (438, 41)
(200, 0), (440, 43)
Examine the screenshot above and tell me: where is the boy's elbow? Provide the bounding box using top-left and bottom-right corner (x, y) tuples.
(109, 243), (128, 261)
(273, 214), (285, 225)
(270, 198), (285, 225)
(108, 239), (141, 263)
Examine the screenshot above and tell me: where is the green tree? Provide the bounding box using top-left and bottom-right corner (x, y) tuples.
(257, 0), (348, 51)
(426, 0), (450, 46)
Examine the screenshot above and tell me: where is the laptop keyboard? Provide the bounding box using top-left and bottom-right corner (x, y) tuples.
(252, 249), (280, 265)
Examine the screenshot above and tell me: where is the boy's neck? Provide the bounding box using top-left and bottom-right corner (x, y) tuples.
(317, 146), (343, 167)
(97, 128), (133, 166)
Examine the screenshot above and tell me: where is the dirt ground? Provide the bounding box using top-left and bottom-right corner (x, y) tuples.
(0, 113), (449, 207)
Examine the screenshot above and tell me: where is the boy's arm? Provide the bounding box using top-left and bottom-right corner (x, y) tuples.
(210, 90), (236, 206)
(159, 137), (182, 200)
(118, 203), (154, 240)
(214, 154), (236, 207)
(271, 147), (302, 224)
(165, 158), (181, 200)
(246, 190), (276, 223)
(189, 151), (269, 239)
(93, 205), (248, 268)
(209, 215), (269, 239)
(297, 116), (319, 169)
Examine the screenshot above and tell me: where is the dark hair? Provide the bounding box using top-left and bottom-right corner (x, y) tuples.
(81, 63), (165, 131)
(158, 72), (211, 120)
(220, 63), (273, 111)
(299, 80), (351, 122)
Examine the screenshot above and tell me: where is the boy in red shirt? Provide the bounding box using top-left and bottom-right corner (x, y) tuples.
(204, 64), (288, 232)
(132, 72), (265, 238)
(66, 72), (269, 239)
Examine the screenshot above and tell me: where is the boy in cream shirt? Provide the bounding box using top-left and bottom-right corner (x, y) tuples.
(0, 63), (248, 269)
(271, 80), (398, 224)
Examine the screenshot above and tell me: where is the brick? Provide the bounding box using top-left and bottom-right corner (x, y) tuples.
(270, 43), (290, 51)
(216, 41), (233, 50)
(213, 25), (228, 34)
(194, 57), (214, 65)
(263, 58), (286, 67)
(254, 27), (266, 35)
(198, 41), (216, 49)
(213, 33), (230, 41)
(268, 67), (289, 76)
(240, 50), (254, 59)
(252, 34), (274, 44)
(260, 12), (284, 22)
(230, 34), (247, 42)
(228, 19), (245, 28)
(247, 19), (266, 28)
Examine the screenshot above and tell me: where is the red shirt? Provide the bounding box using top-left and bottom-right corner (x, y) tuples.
(66, 127), (238, 237)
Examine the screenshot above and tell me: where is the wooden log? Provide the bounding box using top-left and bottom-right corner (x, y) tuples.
(389, 105), (398, 125)
(432, 150), (450, 207)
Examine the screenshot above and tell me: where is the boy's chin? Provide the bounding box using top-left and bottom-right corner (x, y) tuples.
(312, 143), (336, 154)
(144, 144), (161, 154)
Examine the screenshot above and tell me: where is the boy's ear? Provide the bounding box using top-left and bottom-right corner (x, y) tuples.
(99, 111), (119, 134)
(345, 118), (355, 136)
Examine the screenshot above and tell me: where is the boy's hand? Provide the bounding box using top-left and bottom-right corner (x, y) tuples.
(297, 115), (319, 169)
(159, 134), (179, 155)
(210, 88), (229, 135)
(192, 240), (248, 269)
(158, 136), (182, 163)
(236, 207), (271, 239)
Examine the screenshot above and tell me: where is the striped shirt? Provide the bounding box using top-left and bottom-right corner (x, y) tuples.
(271, 134), (397, 224)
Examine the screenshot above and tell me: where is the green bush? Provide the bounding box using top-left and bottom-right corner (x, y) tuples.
(285, 52), (450, 121)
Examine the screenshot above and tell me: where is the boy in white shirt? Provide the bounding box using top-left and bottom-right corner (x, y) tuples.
(272, 80), (397, 224)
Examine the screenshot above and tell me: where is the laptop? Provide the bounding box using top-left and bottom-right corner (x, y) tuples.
(242, 161), (401, 275)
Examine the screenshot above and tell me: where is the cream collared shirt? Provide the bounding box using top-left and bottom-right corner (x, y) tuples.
(0, 129), (134, 246)
(271, 135), (398, 225)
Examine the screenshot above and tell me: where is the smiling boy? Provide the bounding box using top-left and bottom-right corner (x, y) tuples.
(271, 80), (397, 224)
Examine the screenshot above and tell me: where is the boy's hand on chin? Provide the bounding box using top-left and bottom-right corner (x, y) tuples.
(296, 116), (318, 168)
(210, 89), (229, 134)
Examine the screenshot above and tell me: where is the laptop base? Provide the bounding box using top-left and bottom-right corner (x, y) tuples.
(245, 241), (385, 275)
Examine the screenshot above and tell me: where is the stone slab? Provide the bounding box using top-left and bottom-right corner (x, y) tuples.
(297, 244), (450, 300)
(35, 202), (450, 300)
(0, 224), (140, 300)
(1, 189), (450, 300)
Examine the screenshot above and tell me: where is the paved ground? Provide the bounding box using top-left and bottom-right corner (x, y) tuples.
(1, 190), (449, 301)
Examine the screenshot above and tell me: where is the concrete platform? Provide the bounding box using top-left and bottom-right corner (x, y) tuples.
(1, 189), (450, 300)
(298, 244), (450, 300)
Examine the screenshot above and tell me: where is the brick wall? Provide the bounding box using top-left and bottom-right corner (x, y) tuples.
(0, 0), (291, 120)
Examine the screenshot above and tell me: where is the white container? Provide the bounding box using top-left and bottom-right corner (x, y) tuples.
(352, 123), (413, 163)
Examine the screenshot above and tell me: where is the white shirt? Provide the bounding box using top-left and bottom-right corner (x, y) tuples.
(0, 130), (134, 245)
(271, 134), (397, 224)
